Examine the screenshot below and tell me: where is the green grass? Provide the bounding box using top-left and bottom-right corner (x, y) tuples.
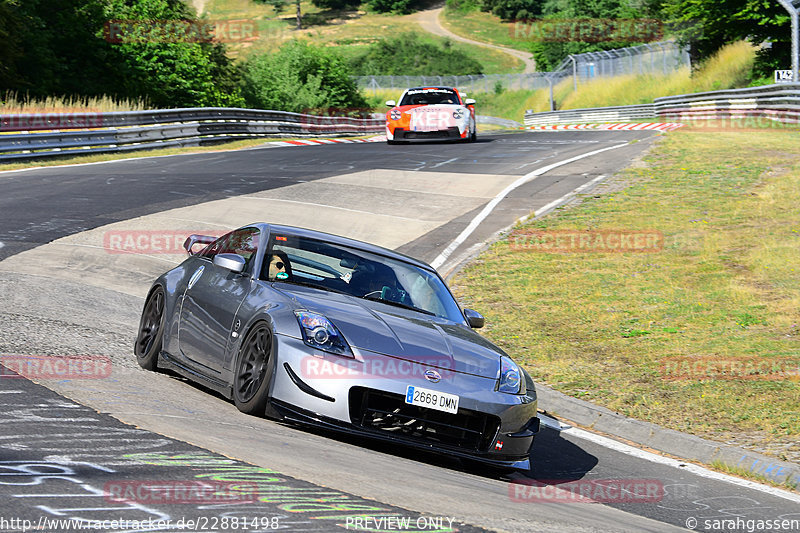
(440, 5), (530, 53)
(450, 130), (800, 460)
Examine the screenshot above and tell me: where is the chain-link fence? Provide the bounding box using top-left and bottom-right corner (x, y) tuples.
(354, 41), (690, 94)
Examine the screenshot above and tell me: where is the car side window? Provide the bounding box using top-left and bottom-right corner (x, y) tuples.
(198, 232), (232, 260)
(199, 228), (260, 272)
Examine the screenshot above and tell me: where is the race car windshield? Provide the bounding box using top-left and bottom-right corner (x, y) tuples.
(399, 89), (460, 106)
(265, 234), (466, 324)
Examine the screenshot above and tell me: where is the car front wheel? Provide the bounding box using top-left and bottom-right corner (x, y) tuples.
(233, 323), (274, 415)
(134, 287), (165, 371)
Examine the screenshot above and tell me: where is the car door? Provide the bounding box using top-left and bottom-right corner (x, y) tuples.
(177, 227), (260, 373)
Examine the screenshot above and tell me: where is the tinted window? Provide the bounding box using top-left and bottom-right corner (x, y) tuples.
(399, 89), (460, 106)
(200, 228), (260, 271)
(263, 233), (466, 324)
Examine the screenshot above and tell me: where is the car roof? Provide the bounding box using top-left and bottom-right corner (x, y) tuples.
(250, 222), (436, 273)
(402, 86), (459, 93)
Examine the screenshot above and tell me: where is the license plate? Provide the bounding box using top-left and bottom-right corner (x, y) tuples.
(405, 385), (459, 414)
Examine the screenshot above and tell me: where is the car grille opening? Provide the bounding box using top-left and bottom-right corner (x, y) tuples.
(349, 387), (500, 453)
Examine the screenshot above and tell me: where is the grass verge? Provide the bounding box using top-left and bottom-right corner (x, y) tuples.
(450, 130), (800, 462)
(440, 6), (530, 53)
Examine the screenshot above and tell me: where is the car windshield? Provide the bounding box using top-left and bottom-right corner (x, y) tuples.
(263, 233), (466, 324)
(399, 89), (460, 106)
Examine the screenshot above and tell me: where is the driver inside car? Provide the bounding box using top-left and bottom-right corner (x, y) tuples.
(349, 261), (405, 302)
(266, 251), (292, 281)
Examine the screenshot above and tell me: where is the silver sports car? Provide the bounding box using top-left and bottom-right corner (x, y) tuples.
(135, 223), (539, 470)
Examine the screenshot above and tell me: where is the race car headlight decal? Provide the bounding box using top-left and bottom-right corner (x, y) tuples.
(498, 356), (523, 394)
(294, 310), (353, 357)
(390, 109), (402, 121)
(453, 109), (464, 120)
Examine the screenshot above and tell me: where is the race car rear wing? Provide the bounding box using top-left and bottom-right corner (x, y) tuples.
(183, 234), (216, 255)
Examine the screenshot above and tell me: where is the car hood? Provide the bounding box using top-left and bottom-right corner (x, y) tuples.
(276, 286), (501, 379)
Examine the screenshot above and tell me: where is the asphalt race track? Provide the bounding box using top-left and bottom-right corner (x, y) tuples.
(1, 131), (799, 532)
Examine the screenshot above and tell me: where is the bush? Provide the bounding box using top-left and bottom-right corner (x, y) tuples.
(367, 0), (425, 14)
(349, 33), (483, 75)
(241, 40), (367, 112)
(312, 0), (362, 9)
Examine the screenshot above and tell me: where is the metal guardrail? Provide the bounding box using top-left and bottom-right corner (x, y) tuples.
(477, 115), (523, 128)
(0, 107), (384, 161)
(654, 83), (800, 123)
(524, 84), (800, 126)
(524, 104), (655, 126)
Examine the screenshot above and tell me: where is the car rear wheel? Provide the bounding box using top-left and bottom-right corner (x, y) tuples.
(134, 287), (165, 371)
(233, 323), (274, 415)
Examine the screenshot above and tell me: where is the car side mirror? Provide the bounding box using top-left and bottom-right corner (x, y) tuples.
(464, 98), (476, 105)
(386, 100), (396, 107)
(463, 308), (484, 329)
(213, 253), (246, 273)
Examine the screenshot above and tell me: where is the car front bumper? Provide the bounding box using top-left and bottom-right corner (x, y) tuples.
(269, 334), (539, 468)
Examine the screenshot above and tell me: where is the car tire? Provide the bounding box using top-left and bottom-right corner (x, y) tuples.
(134, 286), (165, 371)
(469, 121), (477, 143)
(233, 322), (274, 415)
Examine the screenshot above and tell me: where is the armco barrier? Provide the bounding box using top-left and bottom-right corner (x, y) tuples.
(0, 107), (384, 161)
(524, 83), (800, 127)
(524, 104), (656, 126)
(654, 83), (800, 123)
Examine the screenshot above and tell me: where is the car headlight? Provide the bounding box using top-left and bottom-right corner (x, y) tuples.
(498, 356), (524, 394)
(293, 310), (353, 357)
(390, 109), (402, 121)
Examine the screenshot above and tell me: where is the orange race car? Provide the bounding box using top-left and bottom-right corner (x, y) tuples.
(385, 86), (476, 144)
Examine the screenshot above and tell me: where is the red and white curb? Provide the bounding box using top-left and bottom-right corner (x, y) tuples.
(526, 123), (684, 132)
(267, 135), (386, 147)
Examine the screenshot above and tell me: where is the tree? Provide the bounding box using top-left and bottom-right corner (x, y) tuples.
(0, 0), (244, 107)
(349, 33), (484, 75)
(103, 0), (245, 107)
(241, 40), (367, 112)
(667, 0), (789, 76)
